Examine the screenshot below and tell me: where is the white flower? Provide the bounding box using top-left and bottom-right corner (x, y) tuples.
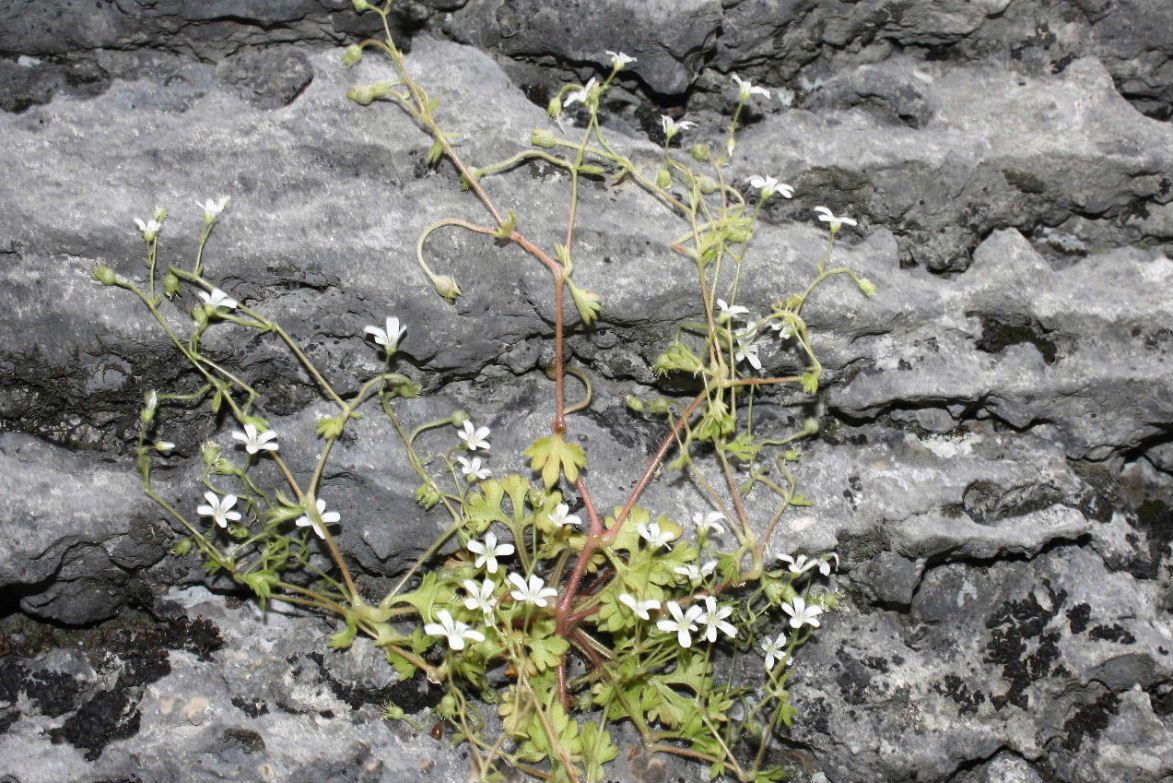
(508, 572), (558, 608)
(549, 503), (581, 528)
(424, 609), (485, 651)
(457, 455), (491, 481)
(231, 423), (279, 455)
(716, 298), (749, 323)
(154, 440), (175, 454)
(564, 77), (599, 108)
(618, 593), (661, 620)
(637, 520), (676, 550)
(467, 531), (514, 574)
(196, 195), (231, 222)
(782, 596), (824, 629)
(819, 553), (840, 576)
(674, 559), (717, 585)
(734, 334), (762, 372)
(134, 216), (163, 241)
(198, 287), (238, 310)
(660, 115), (696, 139)
(462, 578), (498, 616)
(771, 319), (796, 340)
(745, 175), (794, 200)
(657, 601), (704, 648)
(145, 390), (158, 415)
(363, 316), (406, 352)
(780, 553), (820, 576)
(814, 206), (858, 232)
(296, 498), (340, 539)
(197, 490), (241, 529)
(697, 596), (737, 643)
(458, 420), (491, 451)
(760, 631), (790, 671)
(693, 511), (726, 537)
(606, 50), (636, 69)
(732, 73), (770, 101)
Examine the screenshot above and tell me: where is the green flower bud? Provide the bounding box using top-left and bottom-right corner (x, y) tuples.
(450, 410), (470, 427)
(547, 97), (563, 119)
(856, 277), (877, 297)
(352, 0), (373, 10)
(802, 418), (820, 436)
(347, 82), (394, 105)
(433, 274), (462, 302)
(577, 164), (606, 176)
(656, 167), (671, 189)
(415, 483), (441, 510)
(201, 440), (222, 465)
(697, 175), (719, 195)
(93, 265), (118, 286)
(690, 144), (710, 163)
(171, 538), (194, 557)
(385, 704), (406, 720)
(152, 206), (168, 222)
(213, 458), (238, 476)
(163, 272), (180, 297)
(530, 128), (558, 148)
(342, 44), (363, 68)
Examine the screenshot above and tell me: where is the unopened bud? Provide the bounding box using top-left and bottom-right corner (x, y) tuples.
(163, 272), (180, 297)
(342, 44), (363, 68)
(450, 410), (470, 427)
(415, 483), (441, 510)
(433, 274), (461, 302)
(690, 144), (710, 163)
(656, 167), (671, 189)
(546, 97), (563, 119)
(531, 128), (557, 148)
(352, 0), (373, 10)
(697, 175), (719, 195)
(201, 440), (222, 465)
(856, 277), (877, 297)
(93, 265), (118, 286)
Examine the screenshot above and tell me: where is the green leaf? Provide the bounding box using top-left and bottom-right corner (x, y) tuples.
(465, 478), (509, 532)
(527, 635), (569, 672)
(724, 431), (761, 462)
(694, 397), (735, 442)
(790, 493), (813, 507)
(524, 434), (588, 489)
(384, 647), (418, 680)
(427, 139), (445, 165)
(567, 279), (602, 325)
(329, 618), (359, 650)
(581, 722), (618, 783)
(493, 209), (518, 241)
(316, 416), (346, 439)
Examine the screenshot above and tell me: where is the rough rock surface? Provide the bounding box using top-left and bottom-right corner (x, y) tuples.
(2, 1), (1173, 782)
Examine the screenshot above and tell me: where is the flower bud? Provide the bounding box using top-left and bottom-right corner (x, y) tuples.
(856, 277), (877, 297)
(546, 97), (563, 119)
(415, 483), (441, 510)
(163, 272), (180, 298)
(154, 440), (175, 454)
(433, 274), (461, 302)
(171, 538), (194, 557)
(342, 44), (363, 68)
(352, 0), (373, 10)
(577, 164), (606, 176)
(690, 144), (710, 163)
(93, 265), (118, 286)
(450, 410), (470, 427)
(697, 175), (719, 195)
(201, 440), (222, 465)
(152, 206), (168, 222)
(656, 167), (671, 189)
(385, 704), (406, 720)
(530, 128), (557, 148)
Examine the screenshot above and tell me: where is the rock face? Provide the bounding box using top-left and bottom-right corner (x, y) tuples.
(2, 1), (1172, 782)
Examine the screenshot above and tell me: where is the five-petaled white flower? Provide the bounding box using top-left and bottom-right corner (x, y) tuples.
(716, 298), (749, 323)
(196, 195), (231, 222)
(760, 631), (791, 671)
(732, 73), (770, 101)
(697, 596), (737, 643)
(674, 559), (718, 585)
(637, 520), (676, 550)
(363, 316), (406, 352)
(424, 609), (485, 651)
(657, 601), (704, 648)
(660, 115), (696, 139)
(232, 423), (279, 455)
(461, 578), (498, 616)
(618, 593), (661, 620)
(467, 531), (514, 574)
(198, 287), (238, 310)
(606, 50), (636, 69)
(458, 420), (491, 451)
(564, 77), (599, 108)
(745, 175), (794, 200)
(814, 206), (858, 232)
(296, 498), (340, 539)
(457, 455), (491, 481)
(780, 553), (821, 576)
(782, 596), (823, 629)
(508, 572), (559, 608)
(134, 217), (163, 241)
(549, 503), (581, 527)
(734, 334), (762, 372)
(197, 490), (241, 529)
(693, 511), (726, 537)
